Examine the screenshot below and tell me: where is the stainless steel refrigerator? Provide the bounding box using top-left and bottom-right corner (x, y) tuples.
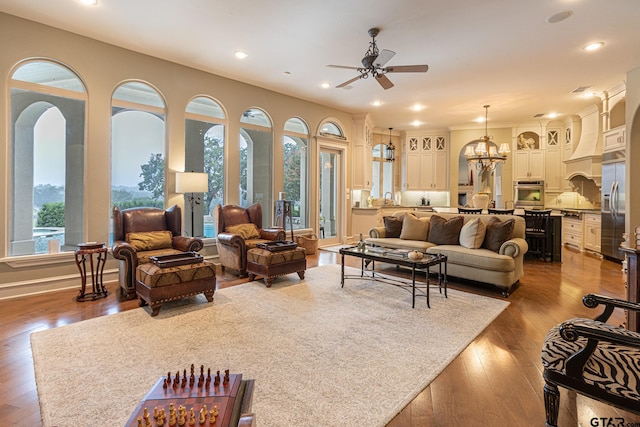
(601, 160), (625, 261)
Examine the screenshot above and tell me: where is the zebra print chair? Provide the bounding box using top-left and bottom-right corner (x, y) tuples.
(541, 294), (640, 427)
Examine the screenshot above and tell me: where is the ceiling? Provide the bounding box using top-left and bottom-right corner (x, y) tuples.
(1, 0), (639, 131)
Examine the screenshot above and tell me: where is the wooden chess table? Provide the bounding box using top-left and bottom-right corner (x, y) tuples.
(126, 366), (254, 426)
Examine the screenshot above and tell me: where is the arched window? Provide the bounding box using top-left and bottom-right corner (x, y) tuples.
(319, 121), (345, 139)
(283, 118), (309, 229)
(110, 81), (166, 233)
(239, 109), (272, 224)
(185, 96), (226, 238)
(9, 60), (86, 256)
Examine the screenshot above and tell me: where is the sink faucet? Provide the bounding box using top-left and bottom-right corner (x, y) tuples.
(384, 192), (393, 205)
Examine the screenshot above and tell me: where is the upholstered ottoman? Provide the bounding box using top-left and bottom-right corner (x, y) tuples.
(246, 247), (306, 287)
(136, 261), (216, 316)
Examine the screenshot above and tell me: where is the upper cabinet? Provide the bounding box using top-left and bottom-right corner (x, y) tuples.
(513, 131), (544, 180)
(545, 128), (563, 191)
(352, 115), (374, 189)
(403, 134), (448, 190)
(603, 125), (625, 153)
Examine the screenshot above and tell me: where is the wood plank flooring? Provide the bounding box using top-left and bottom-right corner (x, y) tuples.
(0, 247), (637, 426)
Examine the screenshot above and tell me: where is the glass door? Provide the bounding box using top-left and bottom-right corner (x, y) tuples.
(319, 148), (342, 246)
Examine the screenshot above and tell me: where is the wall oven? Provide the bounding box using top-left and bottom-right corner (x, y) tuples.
(514, 180), (544, 208)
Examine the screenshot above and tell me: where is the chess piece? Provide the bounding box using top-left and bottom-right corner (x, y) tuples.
(198, 408), (206, 425)
(214, 371), (220, 386)
(209, 409), (216, 424)
(212, 405), (219, 417)
(223, 370), (229, 385)
(137, 416), (143, 427)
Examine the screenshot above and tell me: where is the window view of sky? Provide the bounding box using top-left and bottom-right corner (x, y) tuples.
(34, 108), (65, 186)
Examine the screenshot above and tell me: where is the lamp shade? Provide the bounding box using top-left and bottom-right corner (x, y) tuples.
(176, 172), (208, 193)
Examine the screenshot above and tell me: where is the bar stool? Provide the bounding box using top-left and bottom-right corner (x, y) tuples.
(488, 208), (515, 215)
(458, 207), (482, 214)
(524, 209), (552, 262)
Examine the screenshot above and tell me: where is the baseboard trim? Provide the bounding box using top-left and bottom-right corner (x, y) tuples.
(0, 269), (119, 300)
(0, 254), (221, 300)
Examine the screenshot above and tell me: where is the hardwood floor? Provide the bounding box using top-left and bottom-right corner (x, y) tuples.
(0, 247), (637, 426)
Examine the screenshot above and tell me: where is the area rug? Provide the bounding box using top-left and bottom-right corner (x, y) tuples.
(31, 264), (509, 427)
(319, 244), (355, 253)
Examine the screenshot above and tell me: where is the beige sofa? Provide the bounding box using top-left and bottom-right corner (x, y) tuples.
(366, 210), (528, 296)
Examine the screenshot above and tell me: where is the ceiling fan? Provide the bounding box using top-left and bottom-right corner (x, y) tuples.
(327, 28), (429, 90)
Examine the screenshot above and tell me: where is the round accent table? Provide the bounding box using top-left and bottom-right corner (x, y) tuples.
(74, 242), (108, 302)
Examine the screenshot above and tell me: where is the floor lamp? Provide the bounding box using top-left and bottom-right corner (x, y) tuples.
(175, 172), (209, 237)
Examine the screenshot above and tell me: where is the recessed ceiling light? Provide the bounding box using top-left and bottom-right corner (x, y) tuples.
(547, 112), (558, 119)
(410, 104), (424, 112)
(320, 82), (331, 89)
(582, 92), (597, 98)
(283, 71), (291, 76)
(546, 10), (573, 24)
(234, 51), (248, 59)
(475, 116), (486, 123)
(80, 0), (98, 4)
(411, 120), (422, 127)
(583, 42), (604, 52)
(371, 100), (383, 106)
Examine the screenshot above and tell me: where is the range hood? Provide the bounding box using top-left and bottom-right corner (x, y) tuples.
(564, 104), (602, 187)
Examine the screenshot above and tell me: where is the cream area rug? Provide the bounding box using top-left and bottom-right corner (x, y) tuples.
(31, 264), (509, 427)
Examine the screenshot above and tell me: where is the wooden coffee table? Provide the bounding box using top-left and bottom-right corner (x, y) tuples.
(339, 245), (447, 308)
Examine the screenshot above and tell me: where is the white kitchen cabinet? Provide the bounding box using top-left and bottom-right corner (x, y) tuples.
(352, 143), (372, 189)
(583, 213), (602, 254)
(545, 148), (562, 191)
(514, 149), (544, 180)
(562, 216), (583, 251)
(603, 126), (625, 153)
(403, 135), (448, 190)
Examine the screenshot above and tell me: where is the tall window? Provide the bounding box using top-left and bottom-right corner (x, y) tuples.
(283, 118), (309, 229)
(111, 82), (166, 233)
(239, 109), (272, 224)
(185, 96), (226, 238)
(9, 60), (86, 256)
(371, 143), (393, 198)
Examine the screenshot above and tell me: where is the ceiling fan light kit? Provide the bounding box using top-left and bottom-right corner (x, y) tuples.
(328, 28), (429, 90)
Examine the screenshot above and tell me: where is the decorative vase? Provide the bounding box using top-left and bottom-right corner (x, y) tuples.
(408, 250), (423, 261)
(471, 193), (490, 210)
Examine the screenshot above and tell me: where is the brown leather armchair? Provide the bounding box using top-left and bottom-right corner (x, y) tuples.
(213, 203), (285, 277)
(111, 205), (203, 299)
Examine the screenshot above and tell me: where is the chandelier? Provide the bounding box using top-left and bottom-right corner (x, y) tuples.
(385, 127), (395, 162)
(465, 105), (510, 171)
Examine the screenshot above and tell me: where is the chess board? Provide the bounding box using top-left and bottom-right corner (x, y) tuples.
(126, 366), (245, 426)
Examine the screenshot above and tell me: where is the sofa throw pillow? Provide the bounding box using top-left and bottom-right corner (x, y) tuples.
(459, 217), (487, 249)
(383, 216), (403, 238)
(483, 217), (515, 252)
(427, 215), (464, 245)
(126, 230), (173, 251)
(226, 223), (261, 239)
(399, 213), (430, 241)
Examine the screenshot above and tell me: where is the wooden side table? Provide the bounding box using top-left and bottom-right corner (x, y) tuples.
(274, 200), (294, 241)
(75, 242), (108, 302)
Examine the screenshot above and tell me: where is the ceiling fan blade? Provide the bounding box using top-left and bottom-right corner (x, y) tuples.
(375, 74), (394, 90)
(374, 49), (396, 67)
(327, 64), (361, 70)
(336, 74), (364, 88)
(384, 64), (429, 73)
